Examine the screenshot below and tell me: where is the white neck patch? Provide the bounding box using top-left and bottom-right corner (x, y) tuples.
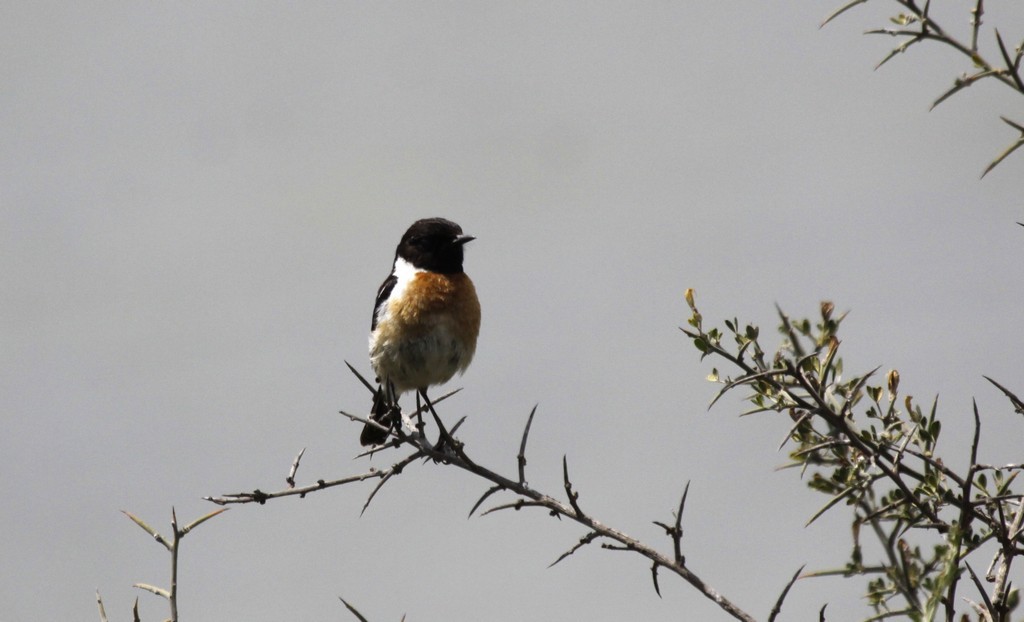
(378, 257), (423, 321)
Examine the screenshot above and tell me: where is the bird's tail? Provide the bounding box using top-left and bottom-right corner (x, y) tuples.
(360, 386), (394, 446)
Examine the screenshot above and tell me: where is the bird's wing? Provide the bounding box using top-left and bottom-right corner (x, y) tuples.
(371, 272), (398, 332)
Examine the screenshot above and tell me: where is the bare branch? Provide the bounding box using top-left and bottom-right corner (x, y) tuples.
(984, 375), (1024, 414)
(169, 508), (180, 622)
(132, 583), (169, 600)
(768, 564), (806, 622)
(820, 0), (869, 29)
(181, 508), (228, 535)
(946, 401), (983, 618)
(562, 455), (585, 519)
(652, 482), (691, 566)
(122, 511), (172, 552)
(210, 395), (759, 622)
(992, 499), (1024, 612)
(480, 499), (550, 516)
(964, 561), (997, 619)
(931, 70), (998, 110)
(339, 597), (371, 622)
(206, 451), (424, 505)
(970, 0), (985, 52)
(95, 590), (108, 622)
(981, 131), (1024, 178)
(517, 405), (538, 485)
(468, 484), (504, 518)
(548, 532), (600, 568)
(825, 0), (1024, 175)
(286, 447), (306, 488)
(995, 29), (1024, 92)
(869, 32), (927, 70)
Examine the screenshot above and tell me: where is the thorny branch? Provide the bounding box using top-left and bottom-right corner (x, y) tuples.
(202, 288), (1024, 620)
(822, 0), (1024, 176)
(208, 376), (763, 622)
(98, 508), (227, 622)
(682, 289), (1024, 621)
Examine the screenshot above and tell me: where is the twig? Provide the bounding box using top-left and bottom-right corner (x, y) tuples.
(970, 0), (985, 53)
(824, 0), (1024, 175)
(931, 70), (997, 111)
(206, 458), (416, 505)
(95, 590), (109, 622)
(468, 485), (504, 518)
(995, 29), (1024, 92)
(778, 410), (814, 451)
(964, 561), (996, 620)
(653, 482), (690, 566)
(123, 507), (225, 622)
(548, 532), (600, 568)
(768, 564), (806, 622)
(517, 405), (538, 485)
(562, 455), (584, 519)
(339, 597), (371, 622)
(169, 508), (179, 622)
(209, 400), (759, 622)
(992, 499), (1024, 612)
(122, 511), (172, 551)
(981, 120), (1024, 178)
(792, 364), (944, 528)
(286, 447), (305, 488)
(946, 401), (983, 619)
(984, 375), (1024, 414)
(820, 0), (868, 28)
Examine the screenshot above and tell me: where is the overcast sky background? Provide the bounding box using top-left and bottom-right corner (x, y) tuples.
(3, 2), (1023, 620)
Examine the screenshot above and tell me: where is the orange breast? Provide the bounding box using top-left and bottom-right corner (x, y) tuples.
(389, 272), (480, 345)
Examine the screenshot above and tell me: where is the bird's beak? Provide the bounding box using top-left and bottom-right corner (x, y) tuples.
(454, 234), (475, 246)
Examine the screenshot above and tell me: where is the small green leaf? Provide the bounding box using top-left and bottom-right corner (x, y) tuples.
(890, 13), (916, 26)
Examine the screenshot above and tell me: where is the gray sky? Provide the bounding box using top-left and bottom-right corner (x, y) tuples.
(3, 2), (1023, 620)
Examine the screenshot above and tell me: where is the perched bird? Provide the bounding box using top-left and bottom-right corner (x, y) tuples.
(361, 218), (481, 446)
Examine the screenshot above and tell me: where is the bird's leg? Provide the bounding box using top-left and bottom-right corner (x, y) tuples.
(413, 390), (426, 441)
(420, 389), (455, 453)
(385, 379), (404, 439)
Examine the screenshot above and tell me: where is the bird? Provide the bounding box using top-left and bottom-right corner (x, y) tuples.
(361, 217), (481, 446)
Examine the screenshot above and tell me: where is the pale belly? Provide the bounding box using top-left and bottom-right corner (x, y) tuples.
(369, 320), (473, 393)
